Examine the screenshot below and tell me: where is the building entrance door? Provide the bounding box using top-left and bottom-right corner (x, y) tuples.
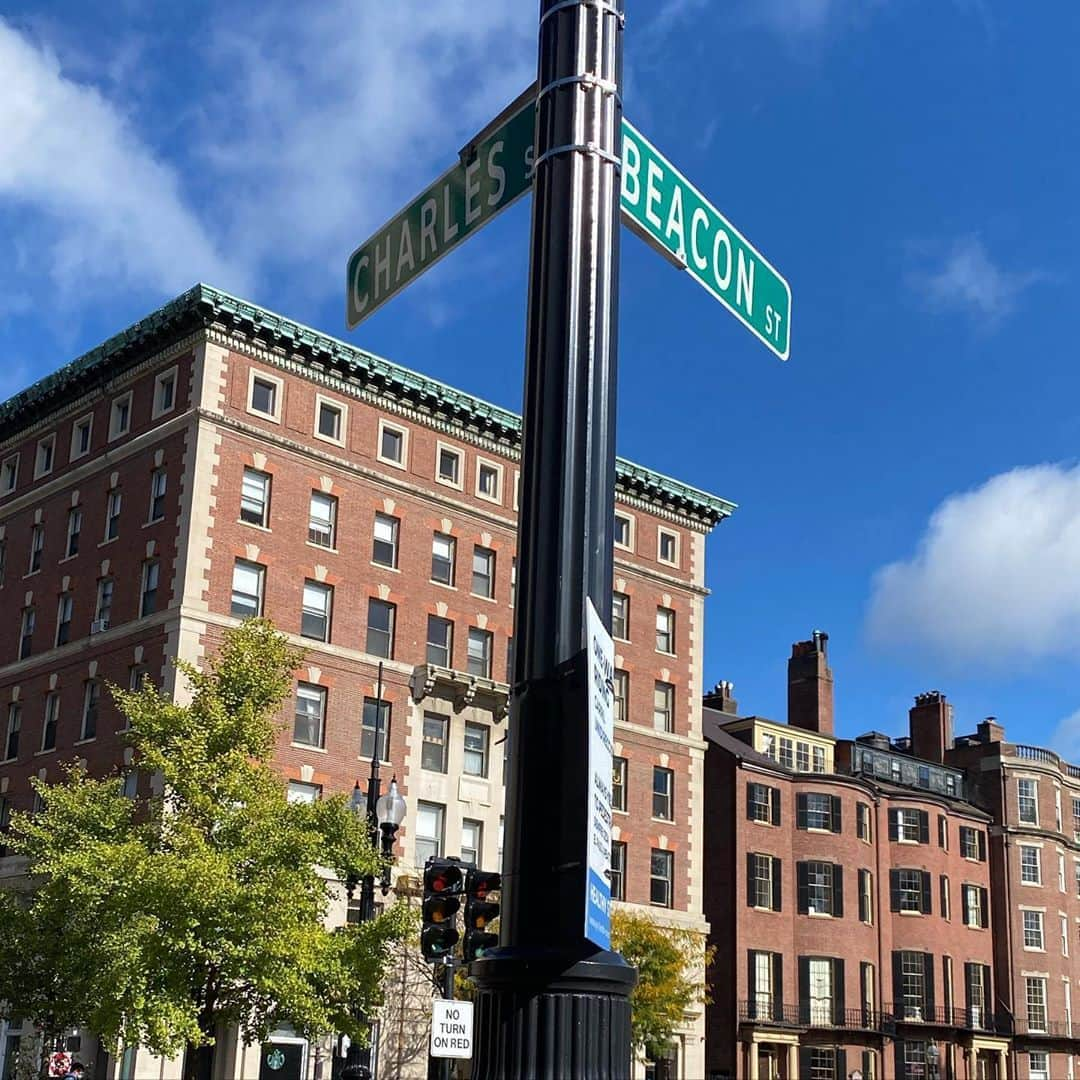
(758, 1049), (777, 1080)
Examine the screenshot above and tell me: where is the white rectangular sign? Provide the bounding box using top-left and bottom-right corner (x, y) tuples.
(431, 999), (474, 1060)
(585, 598), (615, 949)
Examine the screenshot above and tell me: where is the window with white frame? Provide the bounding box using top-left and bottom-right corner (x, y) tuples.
(293, 683), (326, 748)
(426, 617), (453, 668)
(1063, 913), (1070, 958)
(1026, 977), (1048, 1032)
(614, 512), (633, 550)
(28, 525), (44, 574)
(71, 415), (93, 460)
(41, 693), (59, 751)
(110, 392), (132, 439)
(1020, 845), (1041, 885)
(461, 819), (483, 866)
(240, 468), (271, 527)
(377, 421), (405, 464)
(812, 745), (827, 773)
(436, 445), (462, 487)
(1023, 910), (1045, 950)
(896, 868), (924, 913)
(472, 546), (496, 599)
(19, 606), (35, 659)
(1061, 852), (1068, 893)
(650, 848), (673, 907)
(612, 592), (629, 640)
(249, 373), (280, 419)
(476, 460), (502, 502)
(779, 737), (794, 769)
(301, 581), (332, 642)
(230, 559), (264, 619)
(416, 802), (445, 864)
(81, 681), (100, 740)
(655, 607), (675, 653)
(105, 488), (122, 540)
(372, 513), (399, 568)
(140, 560), (159, 617)
(148, 468), (167, 522)
(0, 454), (18, 494)
(421, 713), (449, 773)
(431, 532), (455, 585)
(610, 841), (626, 901)
(653, 766), (674, 820)
(287, 781), (321, 804)
(749, 853), (776, 909)
(1029, 1051), (1049, 1080)
(95, 578), (114, 626)
(894, 808), (924, 843)
(1018, 778), (1039, 825)
(308, 491), (337, 548)
(466, 628), (493, 678)
(464, 722), (490, 777)
(962, 884), (985, 928)
(316, 398), (346, 445)
(360, 697), (390, 762)
(613, 669), (628, 724)
(807, 958), (834, 1025)
(35, 434), (55, 479)
(4, 703), (20, 761)
(365, 599), (395, 659)
(657, 528), (679, 566)
(65, 508), (81, 558)
(653, 681), (674, 732)
(153, 368), (177, 416)
(613, 757), (627, 812)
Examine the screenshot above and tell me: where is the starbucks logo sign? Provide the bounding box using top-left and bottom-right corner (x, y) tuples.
(266, 1049), (286, 1071)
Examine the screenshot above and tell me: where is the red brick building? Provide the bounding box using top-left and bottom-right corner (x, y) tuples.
(0, 284), (733, 1080)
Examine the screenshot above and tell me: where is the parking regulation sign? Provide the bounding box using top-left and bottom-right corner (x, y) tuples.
(431, 999), (474, 1060)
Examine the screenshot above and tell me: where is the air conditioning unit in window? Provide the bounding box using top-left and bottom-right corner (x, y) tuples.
(90, 619), (109, 635)
(904, 1005), (923, 1021)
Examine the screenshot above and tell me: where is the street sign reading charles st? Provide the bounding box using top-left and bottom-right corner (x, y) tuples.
(346, 93), (791, 360)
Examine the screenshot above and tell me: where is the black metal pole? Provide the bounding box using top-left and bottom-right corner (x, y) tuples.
(471, 1), (634, 1077)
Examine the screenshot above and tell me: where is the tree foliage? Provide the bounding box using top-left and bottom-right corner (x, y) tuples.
(0, 619), (412, 1067)
(611, 908), (714, 1061)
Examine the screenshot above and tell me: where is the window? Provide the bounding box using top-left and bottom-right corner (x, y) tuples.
(317, 399), (345, 444)
(461, 819), (483, 866)
(797, 742), (810, 772)
(300, 581), (332, 641)
(140, 560), (159, 617)
(19, 607), (35, 658)
(1026, 976), (1048, 1032)
(122, 770), (139, 800)
(293, 684), (326, 748)
(249, 375), (278, 417)
(230, 560), (264, 618)
(416, 802), (445, 864)
(1060, 852), (1067, 893)
(1073, 797), (1080, 841)
(653, 767), (673, 820)
(806, 958), (835, 1025)
(962, 884), (988, 928)
(129, 664), (150, 691)
(749, 951), (782, 1021)
(655, 607), (675, 653)
(897, 951), (929, 1020)
(614, 512), (633, 549)
(747, 782), (780, 825)
(650, 849), (673, 907)
(966, 963), (989, 1029)
(35, 434), (55, 478)
(437, 445), (462, 487)
(105, 488), (122, 540)
(779, 737), (794, 769)
(71, 416), (92, 459)
(467, 628), (493, 678)
(807, 1048), (836, 1078)
(378, 421), (405, 463)
(154, 368), (176, 415)
(1029, 1051), (1049, 1080)
(360, 697), (390, 762)
(476, 460), (502, 502)
(610, 841), (627, 901)
(95, 578), (114, 626)
(613, 757), (627, 812)
(81, 681), (99, 741)
(799, 861), (840, 916)
(240, 469), (271, 527)
(889, 807), (928, 843)
(148, 469), (167, 522)
(938, 814), (948, 849)
(431, 533), (455, 585)
(28, 525), (44, 573)
(1023, 910), (1045, 950)
(427, 615), (453, 667)
(55, 592), (73, 646)
(4, 704), (20, 761)
(891, 868), (930, 914)
(1018, 778), (1039, 825)
(611, 593), (629, 640)
(959, 826), (985, 861)
(372, 513), (399, 567)
(110, 392), (132, 438)
(613, 669), (628, 724)
(653, 681), (674, 732)
(940, 874), (951, 920)
(464, 722), (490, 777)
(472, 546), (495, 599)
(857, 802), (871, 842)
(1064, 913), (1070, 958)
(1020, 845), (1041, 884)
(286, 781), (321, 804)
(365, 599), (395, 658)
(0, 454), (17, 493)
(421, 713), (449, 773)
(859, 869), (874, 924)
(657, 528), (678, 565)
(41, 692), (59, 751)
(65, 508), (81, 558)
(797, 792), (841, 833)
(812, 745), (826, 773)
(308, 491), (337, 548)
(748, 853), (781, 911)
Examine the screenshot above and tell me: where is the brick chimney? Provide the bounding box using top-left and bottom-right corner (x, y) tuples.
(977, 716), (1005, 744)
(703, 680), (739, 716)
(787, 630), (833, 736)
(909, 690), (953, 763)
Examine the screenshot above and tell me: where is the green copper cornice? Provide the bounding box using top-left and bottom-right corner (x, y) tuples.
(0, 283), (736, 526)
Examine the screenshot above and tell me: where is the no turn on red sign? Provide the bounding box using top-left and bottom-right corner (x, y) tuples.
(431, 999), (474, 1060)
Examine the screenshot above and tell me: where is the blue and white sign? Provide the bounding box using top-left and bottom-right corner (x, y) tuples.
(585, 598), (615, 948)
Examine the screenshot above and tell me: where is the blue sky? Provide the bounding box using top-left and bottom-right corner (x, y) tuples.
(3, 1), (1079, 754)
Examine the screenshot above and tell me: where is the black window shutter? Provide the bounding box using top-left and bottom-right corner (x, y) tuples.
(832, 865), (844, 917)
(833, 957), (846, 1025)
(797, 861), (809, 914)
(747, 950), (758, 1018)
(772, 856), (782, 911)
(888, 808), (899, 841)
(771, 787), (781, 826)
(746, 853), (756, 908)
(964, 961), (975, 1019)
(862, 1051), (873, 1080)
(798, 956), (811, 1025)
(939, 874), (948, 918)
(891, 951), (904, 1010)
(982, 964), (992, 1018)
(893, 1044), (904, 1080)
(799, 1048), (813, 1079)
(831, 794), (842, 834)
(858, 869), (868, 923)
(921, 870), (932, 915)
(889, 869), (901, 911)
(836, 1049), (847, 1079)
(773, 953), (784, 1021)
(980, 886), (989, 929)
(918, 810), (930, 844)
(978, 829), (987, 861)
(923, 952), (935, 1013)
(746, 783), (754, 820)
(796, 792), (808, 830)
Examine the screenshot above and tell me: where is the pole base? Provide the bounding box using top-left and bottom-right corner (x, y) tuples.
(470, 948), (636, 1080)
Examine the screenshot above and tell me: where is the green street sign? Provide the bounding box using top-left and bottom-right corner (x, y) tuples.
(346, 94), (791, 360)
(619, 123), (791, 360)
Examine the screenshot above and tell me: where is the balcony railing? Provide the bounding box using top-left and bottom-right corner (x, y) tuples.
(1011, 1016), (1074, 1037)
(740, 1001), (1014, 1034)
(739, 1002), (888, 1031)
(1010, 744), (1080, 779)
(883, 1003), (1006, 1031)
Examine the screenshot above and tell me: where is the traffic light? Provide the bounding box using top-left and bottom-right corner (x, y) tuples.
(463, 868), (501, 962)
(421, 857), (464, 961)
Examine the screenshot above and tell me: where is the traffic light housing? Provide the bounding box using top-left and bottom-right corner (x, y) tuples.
(463, 868), (501, 962)
(421, 857), (464, 961)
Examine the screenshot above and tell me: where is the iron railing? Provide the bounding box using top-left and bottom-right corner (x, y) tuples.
(739, 1001), (1020, 1034)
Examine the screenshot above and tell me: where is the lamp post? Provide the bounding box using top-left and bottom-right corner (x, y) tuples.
(341, 663), (406, 1080)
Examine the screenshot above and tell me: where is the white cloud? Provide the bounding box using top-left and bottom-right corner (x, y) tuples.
(1051, 708), (1080, 763)
(866, 464), (1080, 666)
(917, 235), (1041, 324)
(0, 19), (245, 300)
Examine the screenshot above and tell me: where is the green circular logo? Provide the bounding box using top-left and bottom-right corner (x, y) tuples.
(266, 1049), (286, 1071)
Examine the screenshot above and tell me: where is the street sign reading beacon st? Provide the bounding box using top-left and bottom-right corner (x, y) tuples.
(346, 91), (791, 361)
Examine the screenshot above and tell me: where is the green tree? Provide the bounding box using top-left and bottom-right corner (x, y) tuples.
(610, 908), (714, 1063)
(0, 620), (412, 1080)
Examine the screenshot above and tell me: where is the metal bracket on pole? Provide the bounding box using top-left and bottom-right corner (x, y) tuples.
(539, 0), (624, 27)
(537, 72), (622, 101)
(532, 142), (622, 171)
